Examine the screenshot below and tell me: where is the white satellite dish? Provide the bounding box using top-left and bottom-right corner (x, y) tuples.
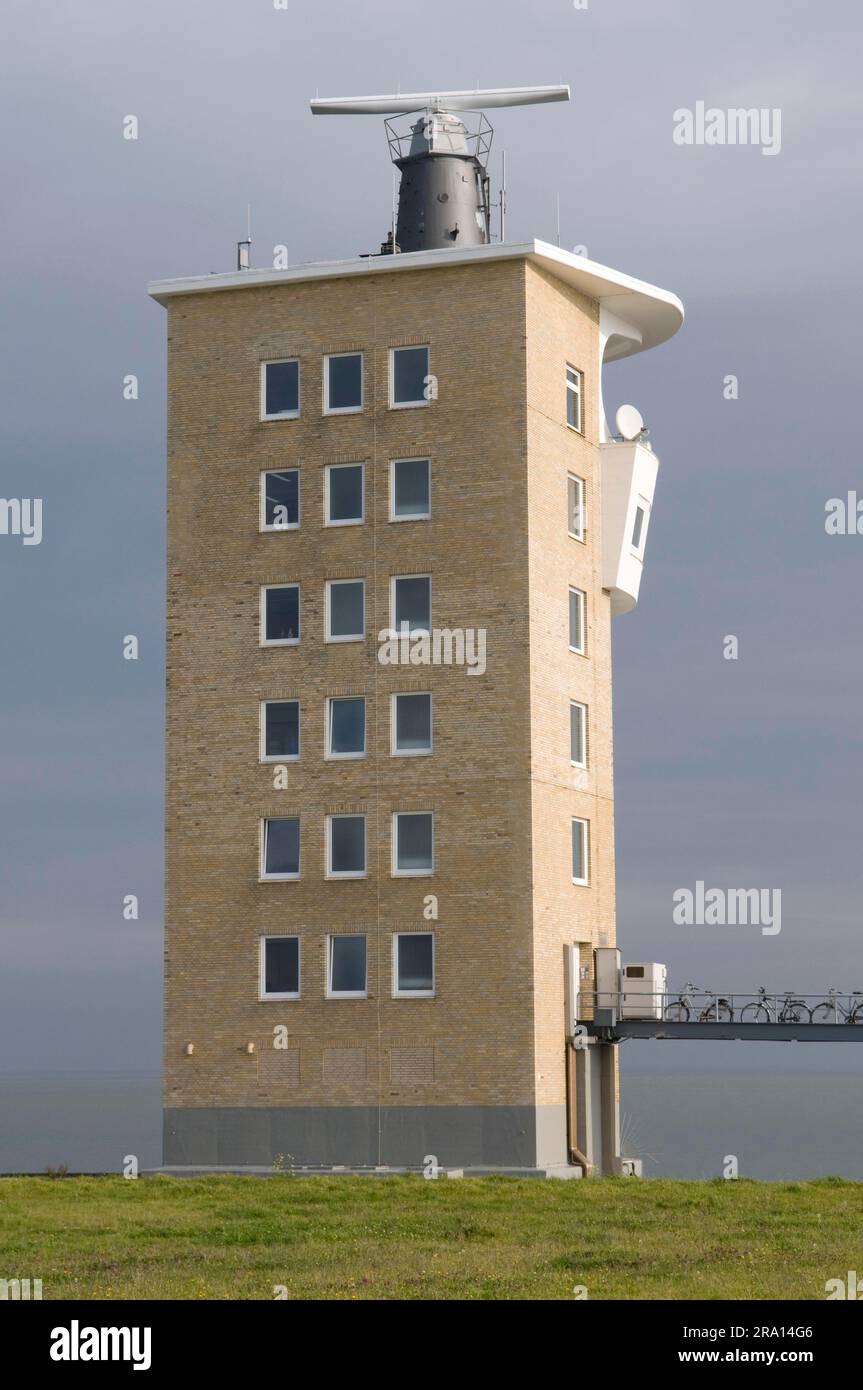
(615, 404), (645, 441)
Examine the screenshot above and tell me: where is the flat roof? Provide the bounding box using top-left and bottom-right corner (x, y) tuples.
(147, 239), (683, 361)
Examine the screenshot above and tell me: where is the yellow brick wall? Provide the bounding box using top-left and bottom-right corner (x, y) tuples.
(164, 260), (539, 1111)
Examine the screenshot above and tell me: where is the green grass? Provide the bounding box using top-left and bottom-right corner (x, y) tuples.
(0, 1174), (859, 1300)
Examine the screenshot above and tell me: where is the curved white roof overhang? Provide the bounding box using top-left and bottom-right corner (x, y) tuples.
(148, 238), (683, 364)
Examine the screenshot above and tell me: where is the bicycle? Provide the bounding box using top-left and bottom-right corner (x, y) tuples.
(739, 986), (811, 1024)
(810, 989), (863, 1024)
(664, 982), (734, 1023)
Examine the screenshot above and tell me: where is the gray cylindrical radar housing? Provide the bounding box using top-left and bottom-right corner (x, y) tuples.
(396, 155), (487, 251)
(393, 109), (489, 252)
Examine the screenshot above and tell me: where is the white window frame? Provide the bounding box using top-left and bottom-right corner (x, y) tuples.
(392, 810), (435, 878)
(567, 472), (586, 542)
(260, 358), (300, 422)
(570, 700), (587, 770)
(389, 456), (432, 522)
(259, 468), (300, 533)
(260, 699), (301, 763)
(571, 816), (590, 886)
(259, 935), (301, 1001)
(325, 813), (368, 880)
(323, 351), (364, 415)
(390, 573), (432, 637)
(324, 462), (364, 527)
(260, 817), (301, 882)
(326, 696), (367, 760)
(261, 583), (301, 647)
(389, 345), (430, 410)
(631, 496), (650, 557)
(390, 692), (433, 757)
(392, 932), (435, 999)
(325, 578), (365, 643)
(566, 364), (583, 434)
(326, 934), (368, 999)
(568, 585), (586, 656)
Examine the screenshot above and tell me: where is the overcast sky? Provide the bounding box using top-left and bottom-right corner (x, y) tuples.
(1, 0), (861, 1078)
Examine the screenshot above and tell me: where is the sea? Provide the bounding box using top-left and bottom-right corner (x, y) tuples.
(1, 1060), (860, 1179)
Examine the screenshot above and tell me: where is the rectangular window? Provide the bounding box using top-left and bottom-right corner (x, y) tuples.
(261, 359), (300, 420)
(261, 700), (300, 761)
(260, 469), (299, 531)
(568, 586), (586, 655)
(393, 811), (434, 876)
(390, 345), (430, 408)
(390, 457), (431, 521)
(570, 700), (587, 769)
(327, 934), (368, 998)
(327, 696), (366, 758)
(566, 364), (583, 433)
(392, 574), (431, 636)
(324, 352), (363, 414)
(326, 814), (367, 878)
(568, 473), (586, 541)
(631, 499), (649, 555)
(392, 692), (432, 755)
(571, 817), (589, 885)
(325, 462), (364, 526)
(262, 584), (300, 645)
(262, 817), (300, 880)
(260, 936), (300, 1000)
(325, 578), (365, 642)
(393, 933), (435, 998)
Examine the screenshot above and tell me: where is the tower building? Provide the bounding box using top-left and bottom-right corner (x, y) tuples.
(150, 87), (683, 1173)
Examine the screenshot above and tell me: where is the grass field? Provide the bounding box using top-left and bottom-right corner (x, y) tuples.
(1, 1174), (860, 1300)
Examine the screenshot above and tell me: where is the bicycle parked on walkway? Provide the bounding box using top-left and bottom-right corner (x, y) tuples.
(810, 989), (863, 1024)
(739, 986), (811, 1024)
(664, 982), (734, 1022)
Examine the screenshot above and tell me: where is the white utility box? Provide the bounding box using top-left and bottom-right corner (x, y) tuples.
(621, 962), (667, 1019)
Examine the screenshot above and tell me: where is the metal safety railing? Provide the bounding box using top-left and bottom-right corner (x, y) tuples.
(578, 985), (863, 1026)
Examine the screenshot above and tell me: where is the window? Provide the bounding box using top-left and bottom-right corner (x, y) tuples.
(390, 457), (431, 521)
(325, 463), (364, 526)
(326, 579), (365, 642)
(262, 584), (300, 645)
(324, 352), (363, 414)
(392, 575), (431, 636)
(261, 700), (300, 761)
(393, 933), (435, 997)
(260, 469), (299, 531)
(570, 700), (587, 769)
(631, 499), (649, 555)
(568, 473), (586, 542)
(393, 811), (434, 876)
(260, 936), (300, 1000)
(327, 696), (366, 758)
(327, 935), (367, 998)
(261, 359), (300, 420)
(262, 817), (300, 880)
(571, 817), (589, 885)
(566, 364), (583, 433)
(390, 346), (430, 408)
(326, 814), (367, 878)
(392, 692), (432, 755)
(568, 586), (586, 655)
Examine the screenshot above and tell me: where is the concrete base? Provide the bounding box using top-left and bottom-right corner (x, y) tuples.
(163, 1103), (570, 1171)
